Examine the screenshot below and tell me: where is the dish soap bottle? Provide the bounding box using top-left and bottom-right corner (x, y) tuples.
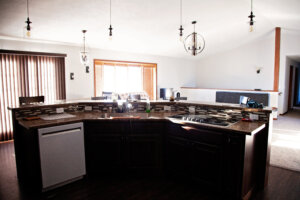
(146, 100), (151, 113)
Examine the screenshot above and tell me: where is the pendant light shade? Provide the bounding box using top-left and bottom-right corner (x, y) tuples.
(80, 30), (89, 66)
(183, 21), (205, 56)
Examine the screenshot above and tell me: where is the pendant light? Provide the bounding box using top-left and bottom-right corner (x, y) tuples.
(183, 21), (205, 56)
(80, 30), (89, 66)
(108, 0), (113, 40)
(248, 0), (255, 32)
(178, 0), (184, 41)
(24, 0), (32, 37)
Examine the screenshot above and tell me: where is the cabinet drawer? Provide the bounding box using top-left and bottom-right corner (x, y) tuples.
(85, 121), (129, 135)
(130, 121), (165, 135)
(168, 123), (223, 145)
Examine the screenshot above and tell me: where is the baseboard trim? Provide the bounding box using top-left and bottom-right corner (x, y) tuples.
(280, 111), (288, 115)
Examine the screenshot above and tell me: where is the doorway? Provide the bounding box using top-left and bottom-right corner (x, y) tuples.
(294, 67), (300, 107)
(286, 59), (300, 111)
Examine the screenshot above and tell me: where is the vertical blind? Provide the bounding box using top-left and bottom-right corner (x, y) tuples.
(0, 53), (66, 141)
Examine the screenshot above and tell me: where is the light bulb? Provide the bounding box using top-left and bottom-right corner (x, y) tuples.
(179, 36), (183, 42)
(109, 35), (112, 41)
(249, 25), (254, 32)
(26, 30), (31, 37)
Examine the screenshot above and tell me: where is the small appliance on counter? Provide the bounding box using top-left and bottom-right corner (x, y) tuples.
(175, 92), (187, 101)
(246, 99), (264, 108)
(239, 95), (264, 108)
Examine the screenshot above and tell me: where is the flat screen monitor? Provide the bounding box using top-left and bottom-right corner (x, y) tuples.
(160, 88), (173, 100)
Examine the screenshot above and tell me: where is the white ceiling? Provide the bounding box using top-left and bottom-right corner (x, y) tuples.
(0, 0), (300, 59)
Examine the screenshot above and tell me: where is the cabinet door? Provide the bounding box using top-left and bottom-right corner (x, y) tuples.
(189, 140), (223, 188)
(165, 136), (191, 176)
(222, 134), (245, 199)
(86, 134), (123, 175)
(126, 135), (162, 173)
(85, 121), (128, 175)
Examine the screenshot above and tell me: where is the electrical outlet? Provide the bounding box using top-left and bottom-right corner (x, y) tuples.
(250, 113), (259, 121)
(164, 106), (171, 111)
(56, 108), (64, 114)
(85, 106), (92, 111)
(189, 106), (195, 113)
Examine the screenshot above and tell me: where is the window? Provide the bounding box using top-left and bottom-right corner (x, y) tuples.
(94, 60), (157, 99)
(0, 51), (66, 141)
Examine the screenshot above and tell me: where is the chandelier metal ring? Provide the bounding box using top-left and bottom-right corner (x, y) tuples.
(183, 21), (205, 56)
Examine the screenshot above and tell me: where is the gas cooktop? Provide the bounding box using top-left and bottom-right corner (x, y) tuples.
(168, 114), (237, 127)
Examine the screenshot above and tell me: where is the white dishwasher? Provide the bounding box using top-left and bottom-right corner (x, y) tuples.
(38, 122), (86, 191)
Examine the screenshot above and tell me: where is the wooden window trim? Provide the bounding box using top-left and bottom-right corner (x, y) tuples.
(273, 27), (281, 92)
(94, 59), (157, 99)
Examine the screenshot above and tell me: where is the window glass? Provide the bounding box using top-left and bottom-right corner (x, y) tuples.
(94, 60), (156, 99)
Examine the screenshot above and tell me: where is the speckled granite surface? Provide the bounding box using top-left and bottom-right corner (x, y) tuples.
(18, 111), (267, 135)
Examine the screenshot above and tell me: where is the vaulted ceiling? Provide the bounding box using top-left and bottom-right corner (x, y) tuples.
(0, 0), (300, 59)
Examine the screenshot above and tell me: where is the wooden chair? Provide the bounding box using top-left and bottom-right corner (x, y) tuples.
(19, 96), (45, 105)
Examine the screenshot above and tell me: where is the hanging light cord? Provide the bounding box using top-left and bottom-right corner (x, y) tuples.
(194, 22), (195, 33)
(180, 0), (182, 25)
(179, 0), (184, 38)
(108, 0), (113, 37)
(110, 0), (112, 25)
(251, 0), (253, 12)
(83, 33), (85, 53)
(27, 0), (29, 18)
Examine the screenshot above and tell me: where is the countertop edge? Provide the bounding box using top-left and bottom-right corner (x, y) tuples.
(17, 113), (267, 136)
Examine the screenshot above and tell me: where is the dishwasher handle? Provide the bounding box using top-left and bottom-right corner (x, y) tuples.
(41, 128), (81, 137)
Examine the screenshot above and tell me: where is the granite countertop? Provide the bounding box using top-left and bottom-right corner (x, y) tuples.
(18, 111), (266, 136)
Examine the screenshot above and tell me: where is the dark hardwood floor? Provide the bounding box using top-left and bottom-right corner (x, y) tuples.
(1, 141), (299, 200)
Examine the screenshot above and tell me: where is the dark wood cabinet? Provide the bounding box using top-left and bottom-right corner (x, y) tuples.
(85, 120), (163, 176)
(85, 121), (127, 176)
(166, 129), (223, 190)
(222, 134), (245, 199)
(126, 135), (162, 173)
(87, 134), (123, 175)
(189, 139), (222, 188)
(166, 123), (266, 200)
(165, 136), (191, 176)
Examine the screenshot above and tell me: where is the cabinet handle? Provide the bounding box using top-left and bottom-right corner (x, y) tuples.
(182, 126), (197, 131)
(227, 137), (231, 144)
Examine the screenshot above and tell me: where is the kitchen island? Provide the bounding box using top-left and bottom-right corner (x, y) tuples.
(8, 100), (272, 200)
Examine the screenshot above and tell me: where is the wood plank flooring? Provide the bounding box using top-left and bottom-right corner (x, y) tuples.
(0, 141), (299, 200)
